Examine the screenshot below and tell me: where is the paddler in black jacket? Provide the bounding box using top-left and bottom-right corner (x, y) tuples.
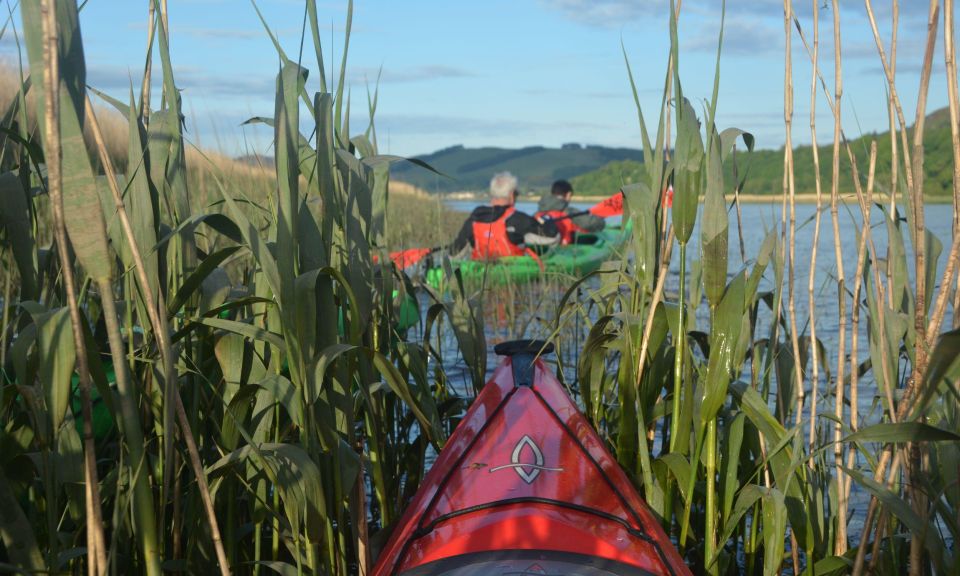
(535, 179), (605, 244)
(451, 172), (560, 259)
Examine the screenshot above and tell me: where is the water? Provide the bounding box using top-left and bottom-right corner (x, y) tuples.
(442, 198), (957, 375)
(423, 198), (956, 548)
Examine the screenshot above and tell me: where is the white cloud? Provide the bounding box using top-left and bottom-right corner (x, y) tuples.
(539, 0), (667, 27)
(347, 65), (476, 85)
(87, 64), (274, 99)
(687, 18), (781, 54)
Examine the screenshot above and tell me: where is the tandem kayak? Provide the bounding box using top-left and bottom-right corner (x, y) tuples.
(371, 339), (690, 576)
(425, 224), (630, 289)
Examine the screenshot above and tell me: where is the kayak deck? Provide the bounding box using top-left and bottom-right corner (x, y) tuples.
(372, 340), (689, 576)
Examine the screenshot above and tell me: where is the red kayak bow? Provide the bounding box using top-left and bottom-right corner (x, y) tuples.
(371, 340), (691, 576)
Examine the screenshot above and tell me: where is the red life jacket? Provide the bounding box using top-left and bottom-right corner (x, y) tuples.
(535, 209), (587, 245)
(471, 207), (526, 260)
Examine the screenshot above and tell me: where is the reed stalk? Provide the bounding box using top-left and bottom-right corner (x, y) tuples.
(84, 92), (231, 575)
(0, 253), (10, 370)
(826, 5), (853, 567)
(4, 0), (960, 573)
(141, 0), (155, 124)
(665, 0), (689, 539)
(847, 142), (877, 555)
(886, 0), (899, 310)
(38, 2), (106, 572)
(670, 243), (686, 460)
(806, 0), (824, 474)
(944, 0), (960, 331)
(782, 0), (803, 434)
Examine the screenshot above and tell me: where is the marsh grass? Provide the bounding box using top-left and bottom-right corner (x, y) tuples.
(559, 1), (960, 575)
(1, 0), (960, 575)
(0, 2), (484, 575)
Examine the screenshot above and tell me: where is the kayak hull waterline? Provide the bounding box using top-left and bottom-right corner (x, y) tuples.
(425, 224), (630, 288)
(371, 340), (691, 576)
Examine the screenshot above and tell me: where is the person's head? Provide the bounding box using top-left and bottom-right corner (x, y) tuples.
(551, 179), (574, 202)
(489, 171), (518, 206)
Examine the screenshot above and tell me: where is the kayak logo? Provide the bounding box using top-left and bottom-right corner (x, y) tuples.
(489, 435), (563, 484)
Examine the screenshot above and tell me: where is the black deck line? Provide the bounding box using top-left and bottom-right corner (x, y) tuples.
(530, 384), (679, 575)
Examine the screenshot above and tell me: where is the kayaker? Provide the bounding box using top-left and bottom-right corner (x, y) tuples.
(451, 171), (560, 259)
(535, 179), (605, 245)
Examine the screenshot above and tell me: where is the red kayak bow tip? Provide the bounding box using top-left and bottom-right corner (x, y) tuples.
(372, 340), (691, 576)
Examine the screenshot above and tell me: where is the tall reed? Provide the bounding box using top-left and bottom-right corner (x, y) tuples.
(571, 1), (960, 574)
(0, 2), (483, 574)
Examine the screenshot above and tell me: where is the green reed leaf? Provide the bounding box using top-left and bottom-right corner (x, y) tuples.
(23, 0), (112, 281)
(658, 453), (692, 504)
(252, 561), (301, 576)
(720, 411), (745, 521)
(0, 172), (38, 300)
(911, 328), (960, 419)
(371, 350), (442, 448)
(257, 374), (303, 429)
(0, 469), (43, 571)
(275, 62), (308, 312)
(672, 98), (703, 245)
(702, 272), (746, 424)
(760, 487), (787, 576)
(621, 181), (658, 290)
(36, 307), (75, 434)
(124, 88), (159, 301)
(719, 128), (755, 162)
(209, 443), (328, 544)
(167, 246), (241, 317)
(191, 317), (285, 349)
(843, 422), (960, 444)
(842, 465), (946, 569)
(701, 126), (728, 309)
(219, 188), (282, 300)
(713, 484), (764, 568)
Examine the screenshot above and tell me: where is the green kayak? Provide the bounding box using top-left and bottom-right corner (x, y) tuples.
(426, 223), (631, 289)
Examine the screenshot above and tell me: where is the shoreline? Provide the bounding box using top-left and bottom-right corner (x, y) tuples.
(435, 191), (955, 205)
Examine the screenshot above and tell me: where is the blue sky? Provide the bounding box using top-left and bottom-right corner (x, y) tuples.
(2, 0), (950, 158)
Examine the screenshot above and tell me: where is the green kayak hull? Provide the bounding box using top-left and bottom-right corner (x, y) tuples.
(426, 224), (630, 289)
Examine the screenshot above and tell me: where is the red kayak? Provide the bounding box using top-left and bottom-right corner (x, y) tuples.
(371, 340), (691, 576)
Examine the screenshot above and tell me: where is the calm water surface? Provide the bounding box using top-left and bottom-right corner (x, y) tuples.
(422, 198), (956, 544)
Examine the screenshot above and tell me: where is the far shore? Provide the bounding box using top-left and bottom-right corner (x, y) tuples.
(437, 191), (956, 205)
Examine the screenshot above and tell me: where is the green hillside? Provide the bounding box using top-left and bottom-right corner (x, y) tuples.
(573, 107), (957, 198)
(571, 159), (647, 196)
(390, 143), (644, 193)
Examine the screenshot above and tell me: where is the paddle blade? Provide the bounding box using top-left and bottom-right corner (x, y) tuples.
(589, 191), (624, 218)
(390, 248), (433, 269)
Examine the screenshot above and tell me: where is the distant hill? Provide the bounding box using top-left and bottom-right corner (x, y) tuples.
(571, 159), (647, 196)
(389, 143), (645, 194)
(573, 107), (957, 198)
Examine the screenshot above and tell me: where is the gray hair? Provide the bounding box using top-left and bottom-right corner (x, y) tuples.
(489, 171), (518, 199)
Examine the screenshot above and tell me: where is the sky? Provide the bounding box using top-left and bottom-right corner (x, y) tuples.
(1, 0), (952, 158)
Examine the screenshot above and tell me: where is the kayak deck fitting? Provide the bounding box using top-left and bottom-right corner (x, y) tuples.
(372, 340), (690, 576)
